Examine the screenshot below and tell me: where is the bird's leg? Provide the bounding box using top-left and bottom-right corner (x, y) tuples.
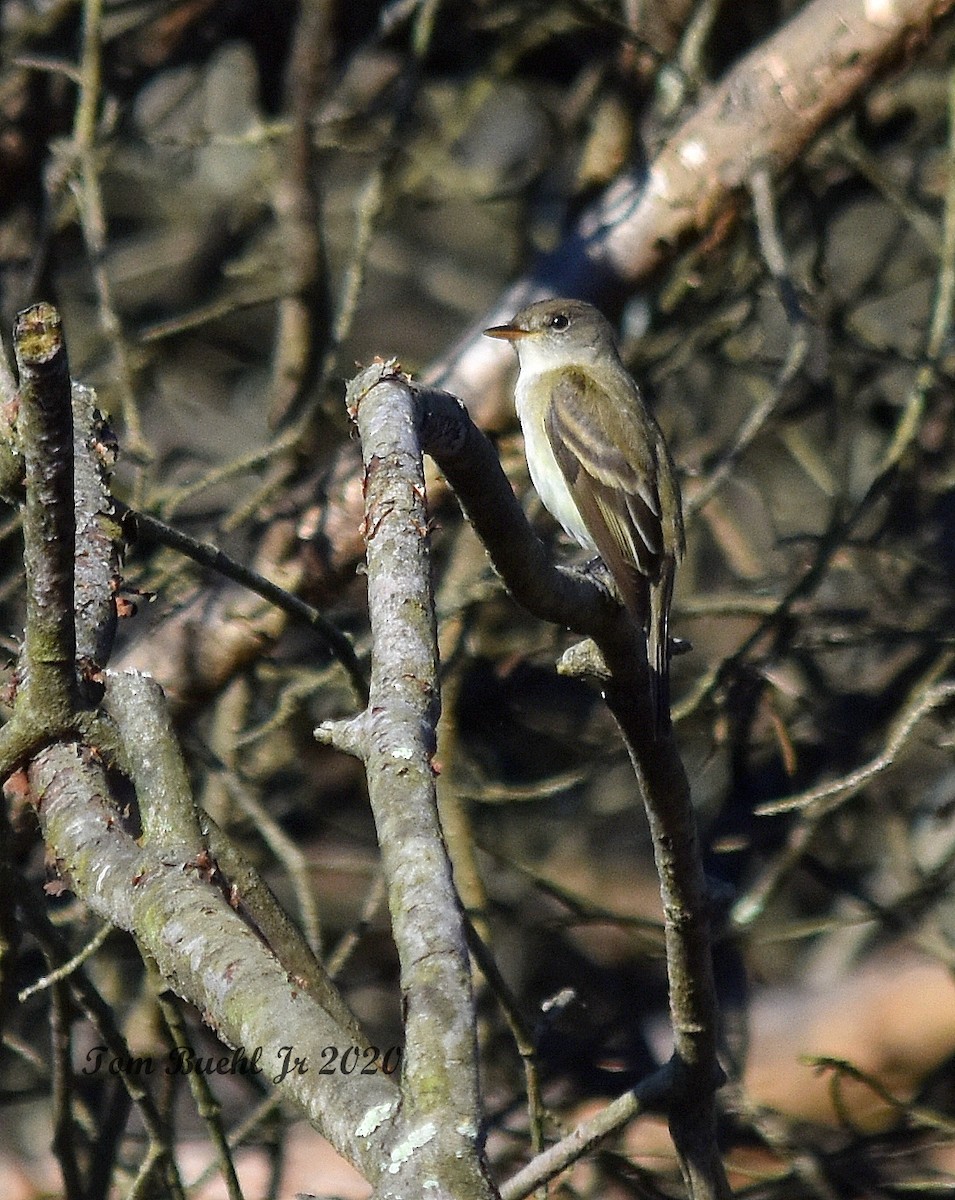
(579, 555), (617, 604)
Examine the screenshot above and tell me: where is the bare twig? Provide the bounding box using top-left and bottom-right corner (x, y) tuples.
(685, 166), (811, 518)
(499, 1064), (675, 1200)
(754, 661), (955, 818)
(119, 501), (369, 707)
(153, 984), (245, 1200)
(17, 886), (189, 1200)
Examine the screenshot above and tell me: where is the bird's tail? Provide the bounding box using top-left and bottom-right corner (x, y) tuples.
(648, 560), (676, 741)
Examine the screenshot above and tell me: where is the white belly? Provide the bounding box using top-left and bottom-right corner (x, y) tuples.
(515, 376), (595, 552)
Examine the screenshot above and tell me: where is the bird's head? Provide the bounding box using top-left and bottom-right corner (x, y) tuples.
(484, 298), (618, 374)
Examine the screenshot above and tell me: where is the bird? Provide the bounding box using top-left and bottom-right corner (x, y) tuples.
(484, 297), (685, 738)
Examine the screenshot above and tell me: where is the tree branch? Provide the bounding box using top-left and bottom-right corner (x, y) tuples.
(317, 361), (495, 1200)
(28, 738), (399, 1184)
(348, 362), (730, 1200)
(13, 303), (78, 729)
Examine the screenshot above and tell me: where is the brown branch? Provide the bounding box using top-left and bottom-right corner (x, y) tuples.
(69, 0), (147, 459)
(265, 0), (333, 428)
(115, 516), (308, 711)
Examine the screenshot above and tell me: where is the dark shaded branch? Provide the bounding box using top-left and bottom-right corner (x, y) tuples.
(13, 303), (77, 728)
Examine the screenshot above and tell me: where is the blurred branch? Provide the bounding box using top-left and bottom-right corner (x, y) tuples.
(265, 0), (333, 429)
(152, 983), (244, 1200)
(69, 0), (147, 459)
(431, 0), (955, 421)
(810, 1055), (955, 1134)
(685, 165), (811, 518)
(116, 515), (312, 710)
(734, 651), (955, 930)
(120, 501), (369, 707)
(754, 658), (955, 818)
(16, 885), (188, 1199)
(499, 1066), (673, 1200)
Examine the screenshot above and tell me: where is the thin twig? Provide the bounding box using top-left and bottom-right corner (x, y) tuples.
(499, 1064), (675, 1200)
(18, 887), (189, 1200)
(755, 666), (955, 817)
(17, 921), (111, 1003)
(154, 985), (246, 1200)
(119, 500), (369, 707)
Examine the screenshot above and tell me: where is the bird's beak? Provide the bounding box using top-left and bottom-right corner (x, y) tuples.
(484, 322), (529, 341)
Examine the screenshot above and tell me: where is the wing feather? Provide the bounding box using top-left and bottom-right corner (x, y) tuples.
(542, 366), (684, 737)
(544, 369), (666, 602)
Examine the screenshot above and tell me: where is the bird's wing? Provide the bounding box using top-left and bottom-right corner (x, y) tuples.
(544, 370), (665, 618)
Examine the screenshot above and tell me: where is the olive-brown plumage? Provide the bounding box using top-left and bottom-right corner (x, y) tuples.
(485, 298), (684, 737)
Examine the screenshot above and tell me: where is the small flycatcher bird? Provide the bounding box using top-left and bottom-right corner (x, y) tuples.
(485, 298), (685, 738)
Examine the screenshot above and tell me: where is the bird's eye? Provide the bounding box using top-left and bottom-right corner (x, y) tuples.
(549, 313), (570, 331)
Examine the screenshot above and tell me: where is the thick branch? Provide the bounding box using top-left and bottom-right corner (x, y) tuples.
(28, 740), (398, 1184)
(104, 668), (366, 1042)
(319, 363), (494, 1200)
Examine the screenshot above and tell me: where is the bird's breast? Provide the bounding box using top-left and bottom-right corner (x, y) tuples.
(515, 372), (595, 552)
